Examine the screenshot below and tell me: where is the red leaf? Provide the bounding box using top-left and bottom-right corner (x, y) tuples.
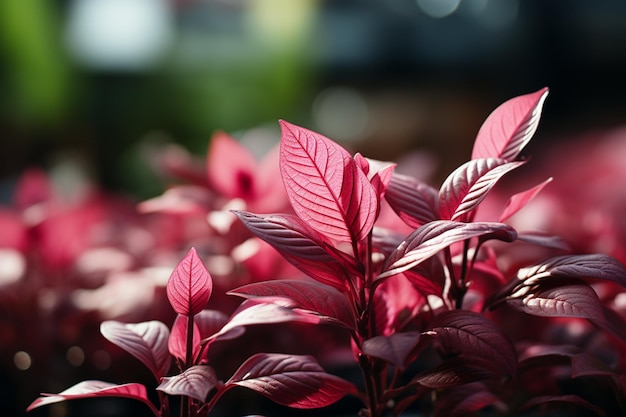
(227, 353), (356, 409)
(207, 131), (258, 200)
(499, 177), (553, 222)
(521, 395), (607, 417)
(157, 365), (218, 403)
(167, 247), (212, 316)
(379, 221), (516, 280)
(362, 332), (421, 367)
(279, 120), (377, 242)
(229, 280), (355, 329)
(100, 320), (171, 380)
(233, 211), (354, 291)
(429, 310), (517, 378)
(434, 382), (501, 417)
(27, 381), (158, 416)
(168, 314), (201, 363)
(384, 172), (440, 227)
(439, 158), (525, 221)
(471, 87), (549, 161)
(414, 356), (496, 388)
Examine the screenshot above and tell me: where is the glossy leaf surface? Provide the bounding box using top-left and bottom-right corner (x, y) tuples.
(227, 353), (356, 409)
(279, 120), (377, 242)
(157, 365), (218, 403)
(167, 247), (212, 316)
(471, 87), (549, 161)
(100, 320), (171, 380)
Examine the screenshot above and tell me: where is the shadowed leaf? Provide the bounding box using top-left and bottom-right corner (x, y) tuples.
(157, 365), (218, 403)
(362, 332), (421, 367)
(521, 395), (606, 417)
(385, 172), (440, 227)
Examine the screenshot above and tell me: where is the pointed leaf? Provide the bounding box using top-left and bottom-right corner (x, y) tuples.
(167, 247), (212, 316)
(100, 320), (171, 380)
(472, 87), (549, 161)
(27, 381), (158, 416)
(362, 332), (421, 367)
(279, 120), (377, 242)
(233, 211), (354, 291)
(168, 314), (201, 363)
(229, 280), (355, 329)
(439, 158), (525, 221)
(157, 365), (218, 403)
(429, 310), (517, 378)
(379, 220), (516, 281)
(227, 353), (356, 409)
(384, 172), (440, 227)
(499, 177), (553, 222)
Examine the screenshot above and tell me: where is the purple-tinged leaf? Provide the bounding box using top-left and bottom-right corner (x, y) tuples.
(279, 120), (378, 243)
(413, 356), (496, 388)
(157, 365), (218, 403)
(195, 309), (230, 340)
(514, 231), (571, 251)
(439, 158), (525, 222)
(27, 381), (158, 416)
(384, 172), (440, 228)
(167, 247), (212, 316)
(518, 344), (615, 378)
(507, 282), (606, 322)
(434, 382), (501, 417)
(499, 177), (553, 222)
(362, 332), (421, 368)
(229, 280), (355, 329)
(521, 395), (607, 417)
(379, 221), (516, 281)
(168, 314), (201, 363)
(100, 320), (171, 380)
(233, 211), (354, 291)
(227, 353), (356, 409)
(429, 310), (517, 378)
(471, 87), (549, 161)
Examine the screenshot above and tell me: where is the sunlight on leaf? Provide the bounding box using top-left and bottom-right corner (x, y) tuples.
(167, 247), (212, 316)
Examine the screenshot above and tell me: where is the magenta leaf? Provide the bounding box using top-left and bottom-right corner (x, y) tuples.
(157, 365), (218, 403)
(429, 310), (517, 378)
(499, 177), (553, 222)
(168, 314), (201, 363)
(229, 280), (355, 329)
(379, 220), (516, 280)
(521, 395), (607, 417)
(27, 381), (158, 416)
(207, 131), (258, 199)
(361, 332), (421, 368)
(227, 353), (356, 409)
(100, 320), (171, 380)
(384, 172), (440, 227)
(471, 87), (549, 161)
(167, 247), (212, 316)
(279, 120), (378, 242)
(439, 158), (525, 222)
(233, 211), (355, 291)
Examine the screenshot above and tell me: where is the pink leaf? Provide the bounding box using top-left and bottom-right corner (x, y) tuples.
(471, 87), (549, 161)
(233, 211), (354, 291)
(167, 247), (212, 316)
(379, 221), (516, 280)
(100, 320), (171, 380)
(384, 172), (440, 227)
(429, 310), (517, 378)
(362, 332), (421, 367)
(157, 365), (218, 403)
(207, 131), (258, 200)
(229, 279), (355, 329)
(137, 186), (213, 215)
(227, 353), (356, 409)
(499, 177), (553, 222)
(279, 120), (378, 242)
(439, 158), (525, 221)
(27, 381), (158, 416)
(194, 309), (230, 340)
(168, 314), (201, 363)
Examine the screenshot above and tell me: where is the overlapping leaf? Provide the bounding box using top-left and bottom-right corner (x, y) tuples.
(499, 177), (553, 222)
(362, 332), (421, 368)
(229, 280), (355, 329)
(439, 158), (524, 222)
(157, 365), (218, 403)
(471, 87), (549, 161)
(379, 220), (516, 280)
(27, 381), (158, 416)
(279, 120), (377, 243)
(100, 320), (171, 380)
(385, 172), (440, 227)
(227, 353), (356, 409)
(166, 247), (212, 316)
(168, 314), (201, 363)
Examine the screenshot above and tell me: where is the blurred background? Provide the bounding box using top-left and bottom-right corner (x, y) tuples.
(3, 0), (626, 416)
(2, 0), (626, 200)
